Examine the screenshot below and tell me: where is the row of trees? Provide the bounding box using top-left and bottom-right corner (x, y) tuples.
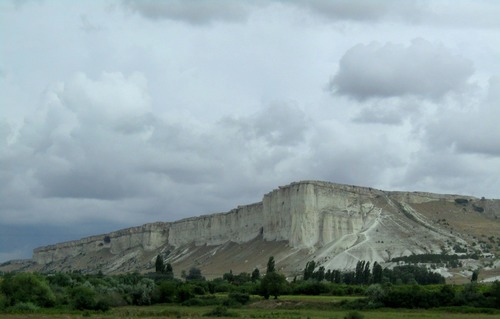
(303, 260), (444, 285)
(1, 256), (498, 313)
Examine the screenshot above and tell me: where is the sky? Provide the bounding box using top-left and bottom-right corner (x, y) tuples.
(1, 0), (499, 263)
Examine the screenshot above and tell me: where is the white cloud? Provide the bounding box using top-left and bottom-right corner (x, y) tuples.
(330, 39), (474, 100)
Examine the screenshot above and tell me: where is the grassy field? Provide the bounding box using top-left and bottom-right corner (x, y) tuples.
(1, 296), (499, 319)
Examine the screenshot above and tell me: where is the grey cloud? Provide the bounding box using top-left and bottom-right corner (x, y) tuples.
(399, 147), (500, 199)
(330, 39), (474, 100)
(292, 0), (500, 28)
(222, 102), (310, 147)
(294, 0), (423, 22)
(425, 77), (500, 156)
(121, 1), (500, 28)
(0, 72), (314, 227)
(122, 0), (256, 25)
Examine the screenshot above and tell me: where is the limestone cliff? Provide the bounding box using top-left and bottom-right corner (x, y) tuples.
(16, 181), (500, 277)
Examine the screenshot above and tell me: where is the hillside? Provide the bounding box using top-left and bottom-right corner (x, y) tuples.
(1, 181), (499, 282)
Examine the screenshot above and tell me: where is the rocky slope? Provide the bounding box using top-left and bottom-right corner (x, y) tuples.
(2, 181), (499, 280)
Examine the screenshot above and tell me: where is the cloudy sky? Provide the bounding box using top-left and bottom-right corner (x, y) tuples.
(1, 0), (499, 262)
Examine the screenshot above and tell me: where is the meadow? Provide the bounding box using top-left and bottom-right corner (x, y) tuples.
(2, 299), (499, 319)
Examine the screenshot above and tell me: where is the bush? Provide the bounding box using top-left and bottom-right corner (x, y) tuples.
(94, 297), (111, 312)
(0, 293), (6, 311)
(153, 280), (177, 303)
(204, 305), (239, 317)
(344, 310), (364, 319)
(0, 273), (56, 307)
(182, 295), (220, 306)
(8, 302), (40, 313)
(292, 281), (329, 295)
(70, 285), (96, 310)
(227, 292), (250, 305)
(176, 285), (195, 303)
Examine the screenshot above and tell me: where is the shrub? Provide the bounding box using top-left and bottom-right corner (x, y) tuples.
(0, 293), (6, 310)
(0, 273), (56, 307)
(8, 302), (40, 313)
(228, 292), (250, 305)
(204, 305), (239, 317)
(344, 310), (364, 319)
(153, 280), (177, 303)
(70, 285), (96, 310)
(94, 298), (111, 312)
(292, 280), (329, 295)
(182, 295), (220, 306)
(176, 285), (195, 303)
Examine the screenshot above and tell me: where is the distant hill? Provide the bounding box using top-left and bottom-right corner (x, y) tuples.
(2, 181), (499, 283)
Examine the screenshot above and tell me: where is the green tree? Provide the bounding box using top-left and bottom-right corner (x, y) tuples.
(186, 267), (204, 281)
(314, 266), (325, 281)
(155, 255), (165, 273)
(267, 256), (276, 274)
(372, 262), (383, 284)
(471, 270), (479, 282)
(70, 285), (96, 310)
(0, 273), (56, 307)
(260, 272), (287, 299)
(165, 263), (174, 279)
(303, 260), (316, 280)
(363, 261), (371, 284)
(251, 268), (260, 282)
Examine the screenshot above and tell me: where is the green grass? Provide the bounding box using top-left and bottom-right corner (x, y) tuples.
(1, 296), (499, 319)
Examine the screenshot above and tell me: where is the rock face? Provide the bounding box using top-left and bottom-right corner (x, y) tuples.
(19, 181), (500, 277)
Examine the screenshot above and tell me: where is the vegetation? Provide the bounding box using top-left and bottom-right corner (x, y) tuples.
(0, 256), (499, 317)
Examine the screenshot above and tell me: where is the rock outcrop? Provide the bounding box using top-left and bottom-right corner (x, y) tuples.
(10, 181), (500, 277)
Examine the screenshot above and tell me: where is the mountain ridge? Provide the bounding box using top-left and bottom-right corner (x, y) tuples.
(2, 181), (499, 282)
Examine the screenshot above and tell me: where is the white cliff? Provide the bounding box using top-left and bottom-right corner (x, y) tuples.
(26, 181), (499, 276)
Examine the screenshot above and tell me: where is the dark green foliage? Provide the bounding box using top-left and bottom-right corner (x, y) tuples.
(47, 272), (73, 287)
(70, 285), (96, 310)
(8, 302), (40, 313)
(204, 305), (239, 317)
(227, 292), (250, 305)
(344, 310), (364, 319)
(455, 198), (469, 205)
(164, 263), (174, 279)
(391, 253), (472, 265)
(260, 271), (287, 299)
(251, 268), (260, 282)
(182, 295), (220, 306)
(155, 254), (165, 273)
(291, 280), (329, 295)
(154, 280), (177, 303)
(176, 284), (194, 303)
(186, 267), (205, 281)
(266, 256), (276, 274)
(372, 262), (383, 284)
(223, 270), (234, 283)
(315, 266), (325, 281)
(1, 268), (499, 313)
(303, 260), (316, 280)
(0, 273), (56, 307)
(472, 204), (485, 213)
(384, 265), (445, 285)
(472, 270), (479, 282)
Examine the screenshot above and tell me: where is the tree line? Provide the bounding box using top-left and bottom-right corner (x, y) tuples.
(303, 260), (445, 285)
(0, 256), (498, 314)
